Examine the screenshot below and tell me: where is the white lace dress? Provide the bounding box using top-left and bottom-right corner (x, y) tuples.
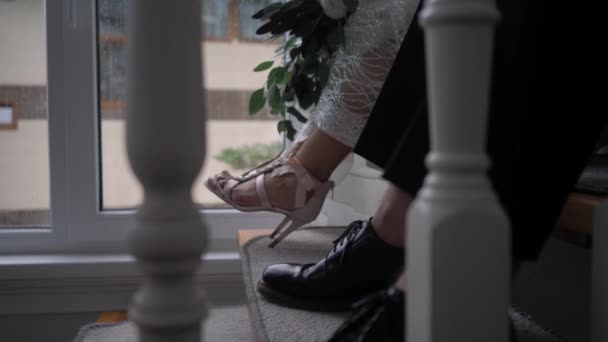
(296, 0), (420, 147)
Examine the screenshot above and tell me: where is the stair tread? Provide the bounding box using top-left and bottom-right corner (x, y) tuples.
(556, 192), (605, 234)
(238, 227), (566, 342)
(96, 311), (128, 323)
(238, 229), (273, 249)
(238, 227), (353, 342)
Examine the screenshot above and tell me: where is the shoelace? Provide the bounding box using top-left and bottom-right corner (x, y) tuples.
(322, 220), (365, 274)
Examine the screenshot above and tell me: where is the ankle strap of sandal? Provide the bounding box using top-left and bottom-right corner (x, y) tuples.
(270, 157), (321, 209)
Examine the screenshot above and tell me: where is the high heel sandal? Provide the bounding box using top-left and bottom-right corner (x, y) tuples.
(204, 155), (334, 247)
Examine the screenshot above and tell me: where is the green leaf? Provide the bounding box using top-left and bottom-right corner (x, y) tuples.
(302, 36), (321, 59)
(277, 120), (287, 133)
(254, 61), (274, 72)
(327, 24), (345, 50)
(259, 2), (283, 20)
(301, 55), (318, 74)
(279, 70), (292, 84)
(277, 120), (297, 141)
(284, 36), (299, 51)
(287, 107), (308, 123)
(317, 62), (331, 89)
(267, 66), (286, 85)
(249, 88), (266, 114)
(270, 101), (286, 115)
(289, 46), (301, 60)
(275, 36), (299, 54)
(283, 88), (296, 102)
(268, 85), (282, 109)
(294, 74), (315, 109)
(266, 80), (275, 91)
(299, 93), (314, 109)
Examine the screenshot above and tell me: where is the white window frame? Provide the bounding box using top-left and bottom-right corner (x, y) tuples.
(0, 0), (283, 255)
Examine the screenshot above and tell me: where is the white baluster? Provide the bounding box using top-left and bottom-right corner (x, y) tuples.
(592, 200), (608, 342)
(125, 1), (207, 341)
(407, 0), (509, 341)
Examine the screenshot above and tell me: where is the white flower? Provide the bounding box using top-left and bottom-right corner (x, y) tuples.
(318, 0), (347, 19)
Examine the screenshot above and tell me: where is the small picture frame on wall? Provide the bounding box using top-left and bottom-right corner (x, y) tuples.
(0, 100), (18, 130)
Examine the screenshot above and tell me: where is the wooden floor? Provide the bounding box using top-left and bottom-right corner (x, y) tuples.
(556, 192), (604, 234)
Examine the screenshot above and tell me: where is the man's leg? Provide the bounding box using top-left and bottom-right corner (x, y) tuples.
(372, 184), (413, 248)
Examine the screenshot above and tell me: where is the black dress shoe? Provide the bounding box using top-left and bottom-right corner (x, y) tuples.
(329, 287), (519, 342)
(257, 219), (404, 311)
(328, 286), (405, 342)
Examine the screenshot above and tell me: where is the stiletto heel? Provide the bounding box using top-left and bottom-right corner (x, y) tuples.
(270, 216), (291, 239)
(268, 219), (305, 248)
(268, 180), (334, 247)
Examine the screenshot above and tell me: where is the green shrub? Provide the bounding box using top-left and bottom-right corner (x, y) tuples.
(215, 142), (283, 170)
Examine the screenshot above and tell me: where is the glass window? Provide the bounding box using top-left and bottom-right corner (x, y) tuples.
(98, 0), (127, 36)
(99, 38), (127, 108)
(203, 0), (231, 40)
(0, 0), (50, 228)
(98, 0), (127, 109)
(239, 0), (275, 41)
(97, 0), (282, 210)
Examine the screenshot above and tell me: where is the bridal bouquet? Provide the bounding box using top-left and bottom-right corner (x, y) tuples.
(248, 0), (359, 140)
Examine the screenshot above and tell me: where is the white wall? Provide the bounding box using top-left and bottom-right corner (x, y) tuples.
(0, 121), (50, 210)
(0, 0), (47, 86)
(203, 41), (276, 90)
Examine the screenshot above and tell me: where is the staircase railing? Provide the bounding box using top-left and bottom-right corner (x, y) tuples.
(407, 0), (510, 341)
(125, 1), (208, 341)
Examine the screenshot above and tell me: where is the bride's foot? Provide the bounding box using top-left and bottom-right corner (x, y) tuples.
(205, 155), (328, 212)
(206, 138), (305, 200)
(206, 128), (352, 212)
(214, 170), (306, 211)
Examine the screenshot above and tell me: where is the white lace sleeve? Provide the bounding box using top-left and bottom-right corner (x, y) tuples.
(296, 0), (419, 147)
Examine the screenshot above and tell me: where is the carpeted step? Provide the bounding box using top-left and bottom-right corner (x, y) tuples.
(241, 227), (568, 342)
(72, 305), (251, 342)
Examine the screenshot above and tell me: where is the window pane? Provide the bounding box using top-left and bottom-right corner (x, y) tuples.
(239, 0), (275, 41)
(203, 0), (230, 40)
(0, 0), (50, 227)
(98, 0), (282, 209)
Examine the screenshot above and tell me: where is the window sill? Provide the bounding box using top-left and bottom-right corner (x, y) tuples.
(0, 252), (244, 315)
